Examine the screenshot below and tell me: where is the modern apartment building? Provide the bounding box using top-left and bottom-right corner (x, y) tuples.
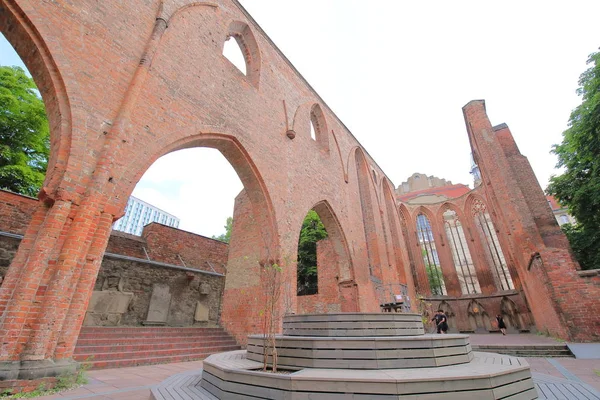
(112, 196), (180, 236)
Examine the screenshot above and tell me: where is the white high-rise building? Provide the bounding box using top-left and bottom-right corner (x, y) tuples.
(113, 196), (180, 236)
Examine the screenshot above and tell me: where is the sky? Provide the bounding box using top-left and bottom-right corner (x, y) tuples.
(2, 1), (599, 238)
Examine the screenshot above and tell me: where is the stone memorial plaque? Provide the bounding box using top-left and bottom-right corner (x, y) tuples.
(144, 283), (172, 325)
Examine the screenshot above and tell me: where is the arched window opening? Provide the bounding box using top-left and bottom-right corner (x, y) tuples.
(309, 104), (329, 152)
(416, 213), (446, 295)
(0, 35), (50, 198)
(472, 199), (514, 290)
(223, 36), (247, 75)
(297, 209), (328, 296)
(443, 208), (481, 294)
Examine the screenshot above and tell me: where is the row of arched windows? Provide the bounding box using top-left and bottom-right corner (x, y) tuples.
(412, 199), (514, 296)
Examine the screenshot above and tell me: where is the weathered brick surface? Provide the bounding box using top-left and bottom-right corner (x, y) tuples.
(142, 224), (228, 274)
(462, 101), (600, 342)
(0, 234), (225, 327)
(0, 190), (37, 235)
(1, 0), (595, 391)
(297, 238), (342, 314)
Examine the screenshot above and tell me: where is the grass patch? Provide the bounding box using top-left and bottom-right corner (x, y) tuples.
(1, 362), (91, 399)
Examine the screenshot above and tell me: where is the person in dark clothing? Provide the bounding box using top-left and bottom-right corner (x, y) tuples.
(431, 310), (448, 334)
(496, 314), (507, 335)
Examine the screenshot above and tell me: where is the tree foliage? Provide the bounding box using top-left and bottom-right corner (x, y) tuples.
(425, 263), (445, 295)
(547, 49), (600, 270)
(212, 216), (233, 243)
(0, 66), (49, 197)
(560, 223), (600, 271)
(297, 210), (327, 296)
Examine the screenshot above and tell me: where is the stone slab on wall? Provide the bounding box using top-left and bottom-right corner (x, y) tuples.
(145, 283), (172, 325)
(84, 290), (134, 326)
(98, 257), (225, 326)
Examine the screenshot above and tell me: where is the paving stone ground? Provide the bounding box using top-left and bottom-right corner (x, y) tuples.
(34, 334), (600, 400)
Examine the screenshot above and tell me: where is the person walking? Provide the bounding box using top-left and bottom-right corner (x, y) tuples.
(431, 310), (448, 334)
(496, 314), (507, 335)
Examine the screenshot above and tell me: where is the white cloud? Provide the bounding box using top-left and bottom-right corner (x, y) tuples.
(133, 148), (242, 237)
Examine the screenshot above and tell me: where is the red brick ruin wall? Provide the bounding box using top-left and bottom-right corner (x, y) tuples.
(297, 238), (342, 314)
(0, 190), (228, 275)
(400, 187), (533, 333)
(463, 101), (600, 342)
(1, 1), (598, 391)
(0, 190), (37, 235)
(0, 0), (416, 373)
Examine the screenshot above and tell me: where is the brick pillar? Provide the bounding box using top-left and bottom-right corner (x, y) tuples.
(0, 201), (71, 362)
(54, 212), (113, 360)
(21, 201), (103, 361)
(463, 100), (571, 339)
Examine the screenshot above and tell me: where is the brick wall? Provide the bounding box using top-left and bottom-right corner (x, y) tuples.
(0, 189), (228, 327)
(297, 238), (342, 314)
(463, 100), (600, 342)
(0, 190), (38, 235)
(142, 223), (228, 274)
(1, 0), (411, 378)
(0, 190), (227, 275)
(0, 233), (224, 327)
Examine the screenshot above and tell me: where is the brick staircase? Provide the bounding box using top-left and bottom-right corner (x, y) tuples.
(472, 344), (573, 358)
(74, 326), (240, 369)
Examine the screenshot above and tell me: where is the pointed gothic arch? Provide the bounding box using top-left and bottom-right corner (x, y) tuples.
(439, 203), (481, 295)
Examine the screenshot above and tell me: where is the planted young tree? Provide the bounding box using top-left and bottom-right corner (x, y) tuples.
(0, 66), (49, 196)
(259, 258), (283, 372)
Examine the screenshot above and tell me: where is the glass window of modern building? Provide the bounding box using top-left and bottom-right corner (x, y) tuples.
(112, 196), (180, 236)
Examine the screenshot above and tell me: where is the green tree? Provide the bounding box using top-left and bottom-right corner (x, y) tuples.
(560, 223), (600, 271)
(212, 216), (233, 243)
(0, 65), (49, 197)
(547, 49), (600, 270)
(422, 248), (444, 295)
(425, 263), (444, 295)
(297, 210), (327, 296)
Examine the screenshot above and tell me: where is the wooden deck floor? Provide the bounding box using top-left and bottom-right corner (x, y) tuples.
(152, 368), (600, 400)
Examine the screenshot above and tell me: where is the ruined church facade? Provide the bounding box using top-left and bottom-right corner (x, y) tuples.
(0, 0), (598, 392)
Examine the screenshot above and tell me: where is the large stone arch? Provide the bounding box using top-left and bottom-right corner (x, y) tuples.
(122, 132), (278, 345)
(124, 133), (278, 253)
(295, 200), (358, 314)
(0, 0), (73, 199)
(311, 201), (354, 283)
(437, 202), (482, 295)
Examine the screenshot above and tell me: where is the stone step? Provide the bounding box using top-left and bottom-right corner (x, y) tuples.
(77, 352), (230, 370)
(74, 339), (238, 354)
(76, 333), (231, 344)
(74, 326), (240, 369)
(77, 330), (226, 339)
(80, 327), (224, 334)
(472, 344), (573, 358)
(74, 345), (241, 362)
